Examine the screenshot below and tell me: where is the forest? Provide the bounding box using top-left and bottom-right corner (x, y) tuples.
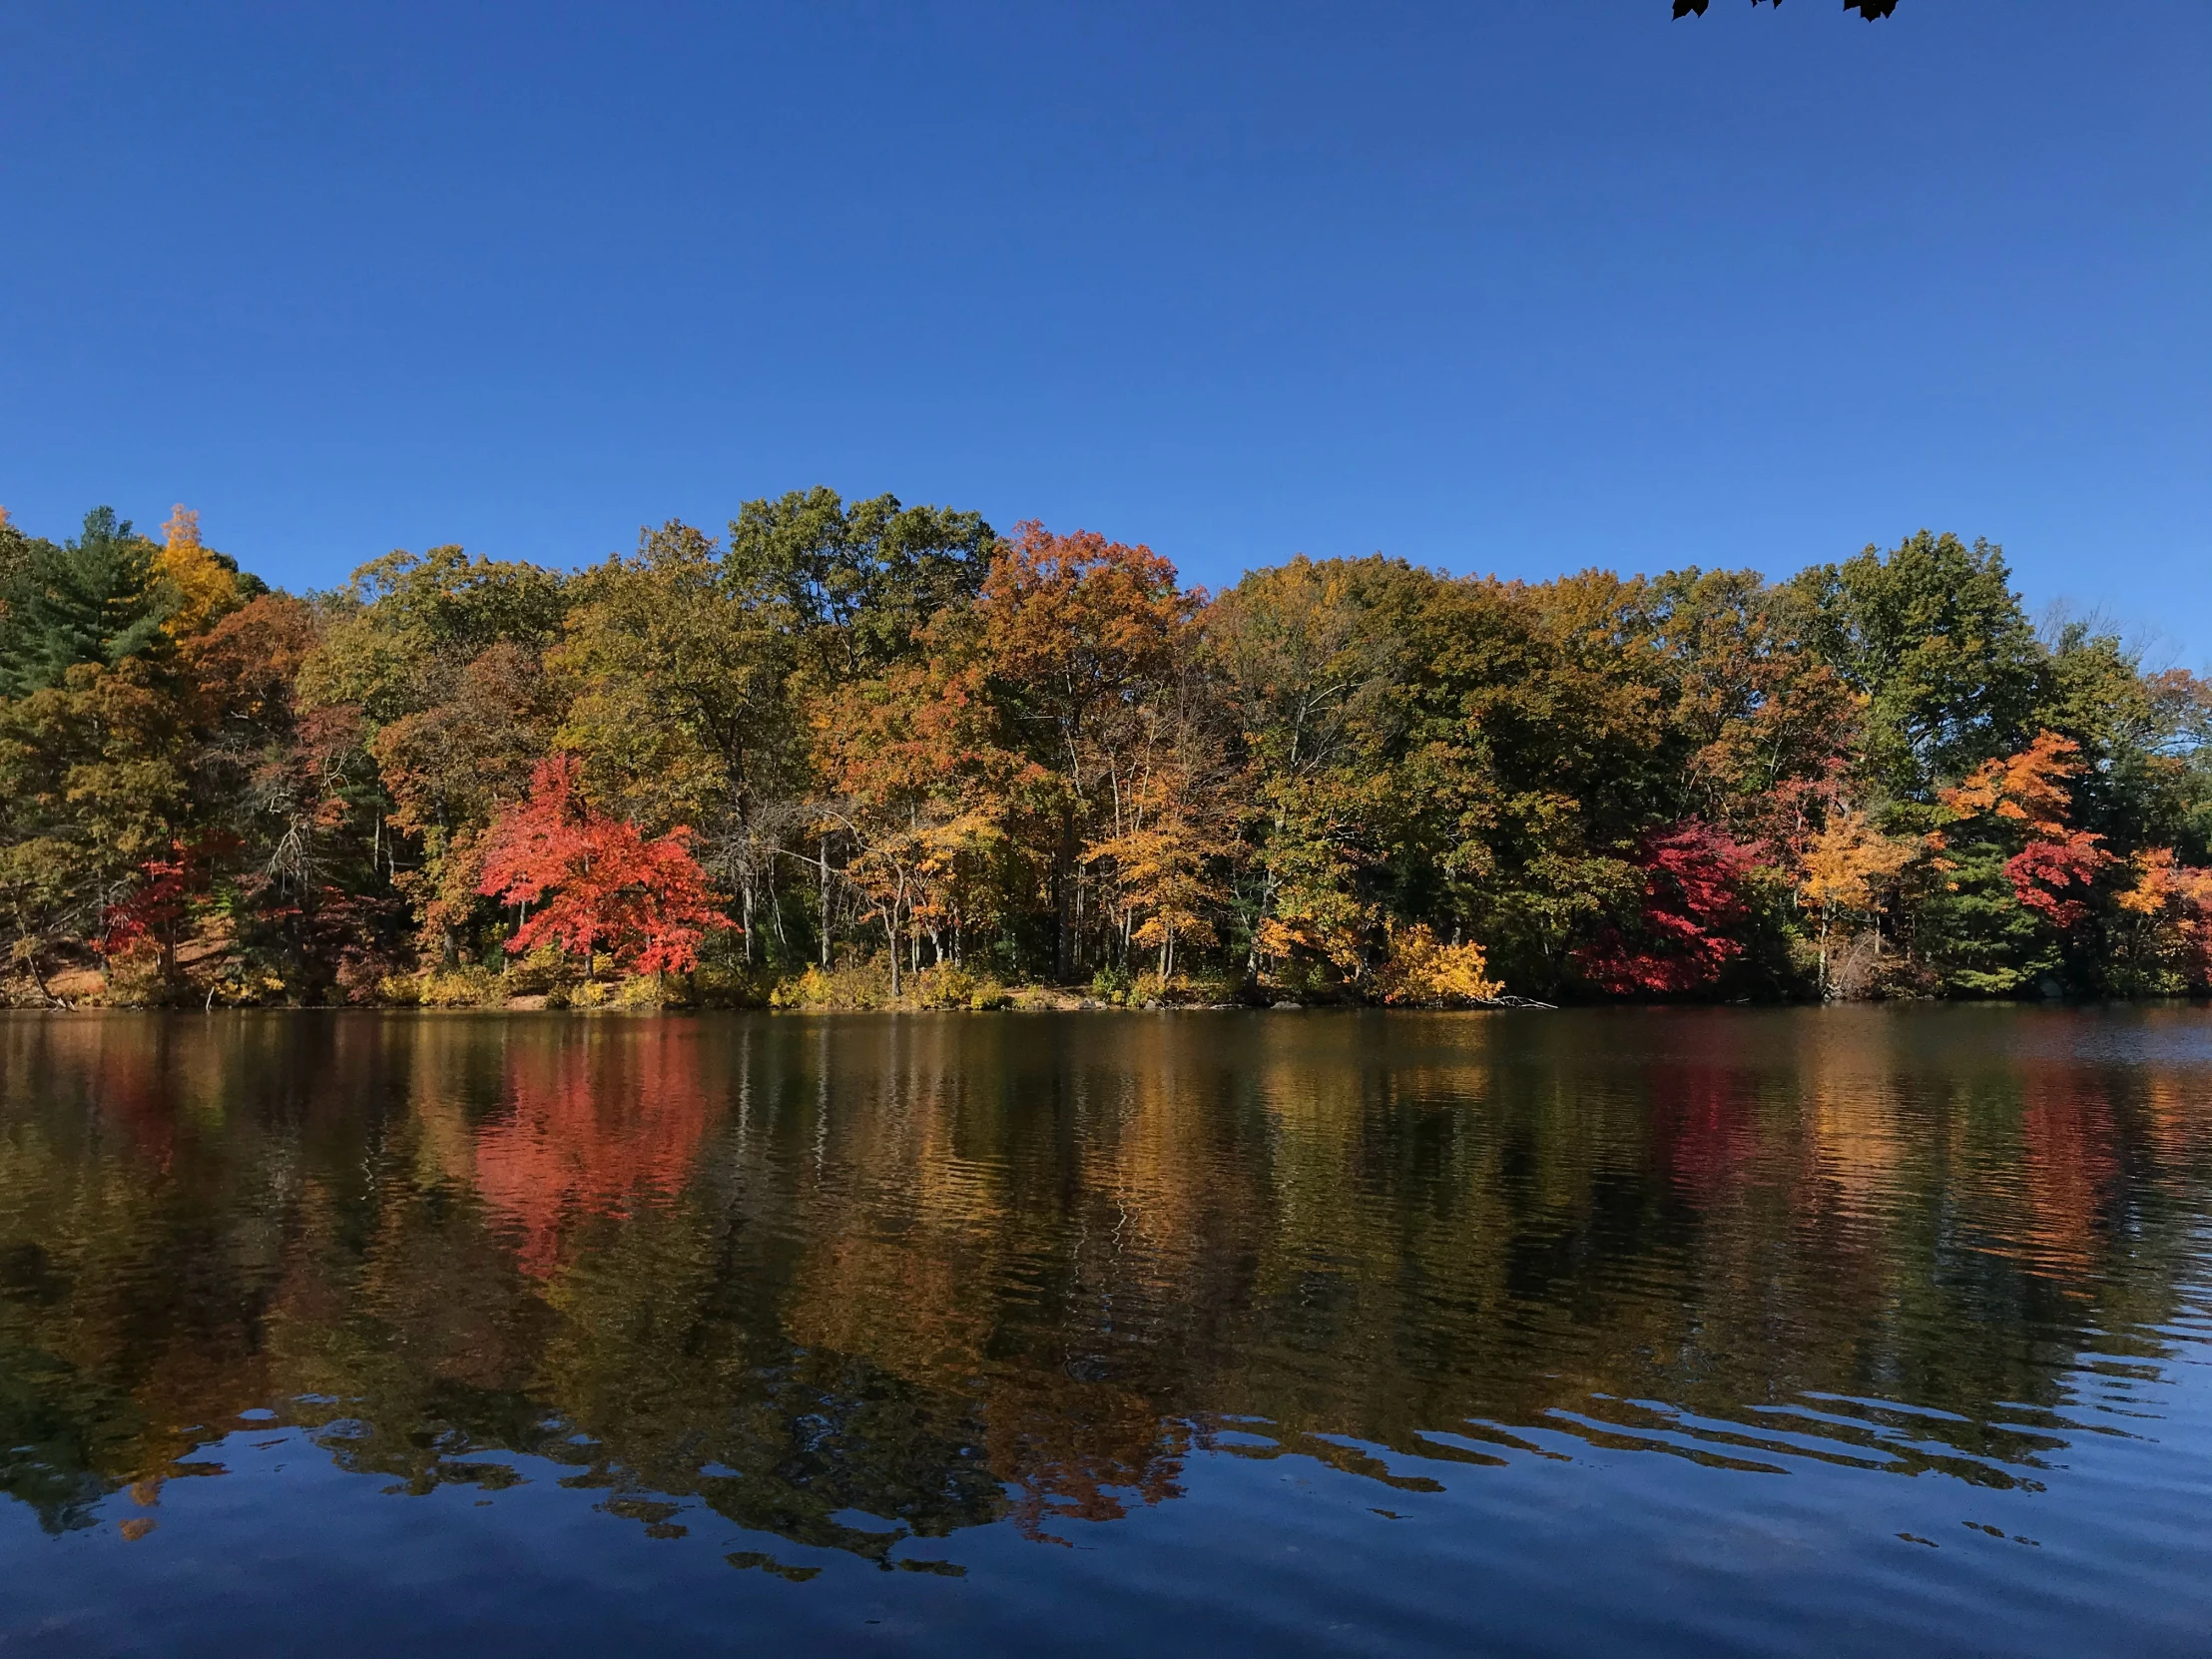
(2, 491), (2208, 1009)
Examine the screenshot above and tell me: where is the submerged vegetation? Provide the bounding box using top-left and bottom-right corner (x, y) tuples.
(2, 492), (2208, 1008)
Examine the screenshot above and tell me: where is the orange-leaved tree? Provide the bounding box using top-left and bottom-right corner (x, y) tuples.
(1936, 731), (2112, 932)
(1085, 765), (1236, 980)
(2113, 847), (2212, 993)
(1373, 922), (1502, 1006)
(976, 522), (1192, 981)
(478, 755), (728, 974)
(813, 652), (1039, 993)
(155, 506), (240, 640)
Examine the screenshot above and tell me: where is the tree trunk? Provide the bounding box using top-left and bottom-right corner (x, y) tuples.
(885, 881), (901, 998)
(1054, 814), (1075, 983)
(25, 947), (71, 1010)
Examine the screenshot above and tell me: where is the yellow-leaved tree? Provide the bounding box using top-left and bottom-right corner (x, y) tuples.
(156, 507), (238, 639)
(1798, 808), (1917, 997)
(1373, 923), (1502, 1006)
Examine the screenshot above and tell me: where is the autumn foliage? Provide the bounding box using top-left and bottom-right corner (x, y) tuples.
(1936, 731), (2113, 931)
(1575, 822), (1765, 996)
(478, 755), (728, 974)
(7, 498), (2212, 1006)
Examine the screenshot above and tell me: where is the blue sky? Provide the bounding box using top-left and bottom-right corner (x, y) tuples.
(3, 1), (2206, 655)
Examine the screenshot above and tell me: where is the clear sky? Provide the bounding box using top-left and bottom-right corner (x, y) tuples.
(3, 2), (2206, 657)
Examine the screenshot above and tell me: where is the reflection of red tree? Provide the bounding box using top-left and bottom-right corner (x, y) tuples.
(471, 1026), (712, 1276)
(1649, 1063), (1758, 1206)
(87, 1031), (178, 1169)
(2017, 1070), (2117, 1281)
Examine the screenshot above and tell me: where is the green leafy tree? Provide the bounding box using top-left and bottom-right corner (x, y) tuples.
(299, 546), (568, 964)
(728, 488), (993, 683)
(1789, 531), (2047, 805)
(1206, 555), (1419, 988)
(552, 521), (798, 959)
(0, 662), (188, 999)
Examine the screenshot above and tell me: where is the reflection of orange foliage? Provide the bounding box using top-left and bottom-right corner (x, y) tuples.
(778, 1020), (1210, 1540)
(472, 1026), (712, 1276)
(2139, 1067), (2212, 1166)
(986, 1379), (1187, 1542)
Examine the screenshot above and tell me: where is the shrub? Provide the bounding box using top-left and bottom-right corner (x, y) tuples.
(902, 962), (1012, 1010)
(100, 945), (181, 1007)
(769, 958), (892, 1010)
(1373, 924), (1502, 1006)
(1118, 968), (1242, 1007)
(690, 965), (773, 1007)
(416, 965), (506, 1008)
(501, 942), (580, 997)
(376, 972), (422, 1006)
(612, 972), (677, 1008)
(335, 949), (403, 1006)
(1090, 962), (1134, 1006)
(1181, 969), (1242, 1006)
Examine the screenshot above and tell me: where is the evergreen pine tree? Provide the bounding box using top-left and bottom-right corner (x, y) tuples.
(0, 507), (176, 697)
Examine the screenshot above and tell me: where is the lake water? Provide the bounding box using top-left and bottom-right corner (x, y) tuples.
(2, 1008), (2209, 1657)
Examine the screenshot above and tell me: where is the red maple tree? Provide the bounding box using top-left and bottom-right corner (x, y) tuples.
(477, 755), (730, 973)
(102, 847), (190, 964)
(1575, 821), (1765, 995)
(103, 834), (238, 976)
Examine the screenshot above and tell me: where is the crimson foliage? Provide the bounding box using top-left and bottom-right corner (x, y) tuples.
(1574, 822), (1765, 996)
(478, 756), (729, 974)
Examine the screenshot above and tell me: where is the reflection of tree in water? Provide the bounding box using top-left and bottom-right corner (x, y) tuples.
(468, 1023), (714, 1277)
(0, 1009), (2208, 1561)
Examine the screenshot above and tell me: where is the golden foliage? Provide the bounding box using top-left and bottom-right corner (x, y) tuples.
(1799, 809), (1916, 920)
(156, 506), (238, 639)
(1373, 922), (1502, 1006)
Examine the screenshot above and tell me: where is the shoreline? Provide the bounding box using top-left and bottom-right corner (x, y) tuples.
(11, 993), (2202, 1017)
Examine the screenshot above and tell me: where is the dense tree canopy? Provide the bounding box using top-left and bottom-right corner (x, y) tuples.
(2, 493), (2207, 1008)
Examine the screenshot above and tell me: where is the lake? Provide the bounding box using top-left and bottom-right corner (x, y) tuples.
(2, 1007), (2208, 1657)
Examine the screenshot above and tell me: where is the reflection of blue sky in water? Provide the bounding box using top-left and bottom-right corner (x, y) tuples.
(3, 1007), (2211, 1656)
(14, 1365), (2211, 1659)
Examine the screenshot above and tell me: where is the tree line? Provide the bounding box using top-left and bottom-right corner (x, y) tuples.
(2, 492), (2208, 1008)
(1674, 2), (1902, 21)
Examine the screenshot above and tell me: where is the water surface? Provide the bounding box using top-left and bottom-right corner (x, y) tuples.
(2, 1007), (2209, 1656)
